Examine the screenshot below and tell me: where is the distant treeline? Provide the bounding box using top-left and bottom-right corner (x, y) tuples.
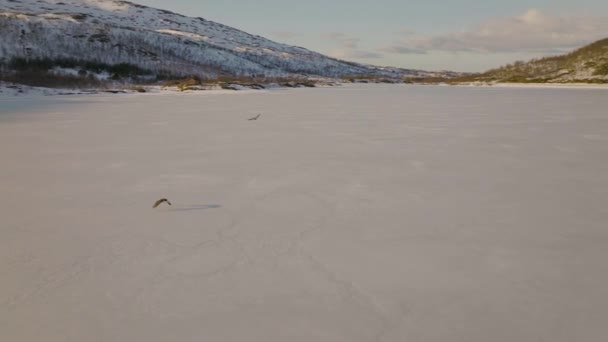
(0, 57), (184, 88)
(5, 57), (152, 78)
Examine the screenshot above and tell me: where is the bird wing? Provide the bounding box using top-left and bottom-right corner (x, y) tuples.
(153, 199), (166, 208)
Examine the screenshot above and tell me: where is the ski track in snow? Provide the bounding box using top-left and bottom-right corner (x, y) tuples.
(1, 84), (608, 341)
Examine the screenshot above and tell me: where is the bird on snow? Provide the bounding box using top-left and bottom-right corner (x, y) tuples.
(248, 114), (261, 121)
(153, 198), (172, 208)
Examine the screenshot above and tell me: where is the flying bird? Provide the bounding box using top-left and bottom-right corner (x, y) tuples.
(248, 114), (261, 121)
(153, 198), (172, 208)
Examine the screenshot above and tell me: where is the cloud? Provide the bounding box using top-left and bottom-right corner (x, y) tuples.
(382, 46), (427, 55)
(385, 9), (608, 54)
(394, 28), (416, 36)
(272, 31), (300, 39)
(336, 50), (384, 59)
(324, 32), (383, 59)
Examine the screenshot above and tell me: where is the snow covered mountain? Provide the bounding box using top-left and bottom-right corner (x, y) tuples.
(0, 0), (437, 80)
(466, 38), (608, 84)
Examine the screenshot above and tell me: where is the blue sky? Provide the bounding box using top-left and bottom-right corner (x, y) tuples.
(137, 0), (608, 72)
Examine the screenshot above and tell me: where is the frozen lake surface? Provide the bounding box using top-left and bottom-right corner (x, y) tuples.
(1, 85), (608, 341)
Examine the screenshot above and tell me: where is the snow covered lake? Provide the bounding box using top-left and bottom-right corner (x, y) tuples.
(1, 84), (607, 341)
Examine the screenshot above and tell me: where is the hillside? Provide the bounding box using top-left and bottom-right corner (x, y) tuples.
(0, 0), (447, 87)
(470, 38), (608, 84)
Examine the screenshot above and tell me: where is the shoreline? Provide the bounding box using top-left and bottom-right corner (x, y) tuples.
(3, 80), (608, 99)
(449, 82), (608, 90)
(481, 82), (608, 90)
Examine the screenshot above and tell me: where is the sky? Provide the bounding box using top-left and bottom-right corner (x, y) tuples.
(136, 0), (608, 72)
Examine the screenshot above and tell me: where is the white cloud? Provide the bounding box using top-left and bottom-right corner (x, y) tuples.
(324, 32), (383, 59)
(336, 50), (384, 59)
(382, 45), (427, 55)
(271, 31), (300, 40)
(394, 28), (416, 36)
(385, 9), (608, 54)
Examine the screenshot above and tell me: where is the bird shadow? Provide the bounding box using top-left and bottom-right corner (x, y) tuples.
(168, 204), (222, 212)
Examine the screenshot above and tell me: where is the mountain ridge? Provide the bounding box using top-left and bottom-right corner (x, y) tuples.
(465, 38), (608, 84)
(0, 0), (455, 85)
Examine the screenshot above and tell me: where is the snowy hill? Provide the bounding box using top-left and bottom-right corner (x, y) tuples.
(469, 38), (608, 83)
(0, 0), (440, 82)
